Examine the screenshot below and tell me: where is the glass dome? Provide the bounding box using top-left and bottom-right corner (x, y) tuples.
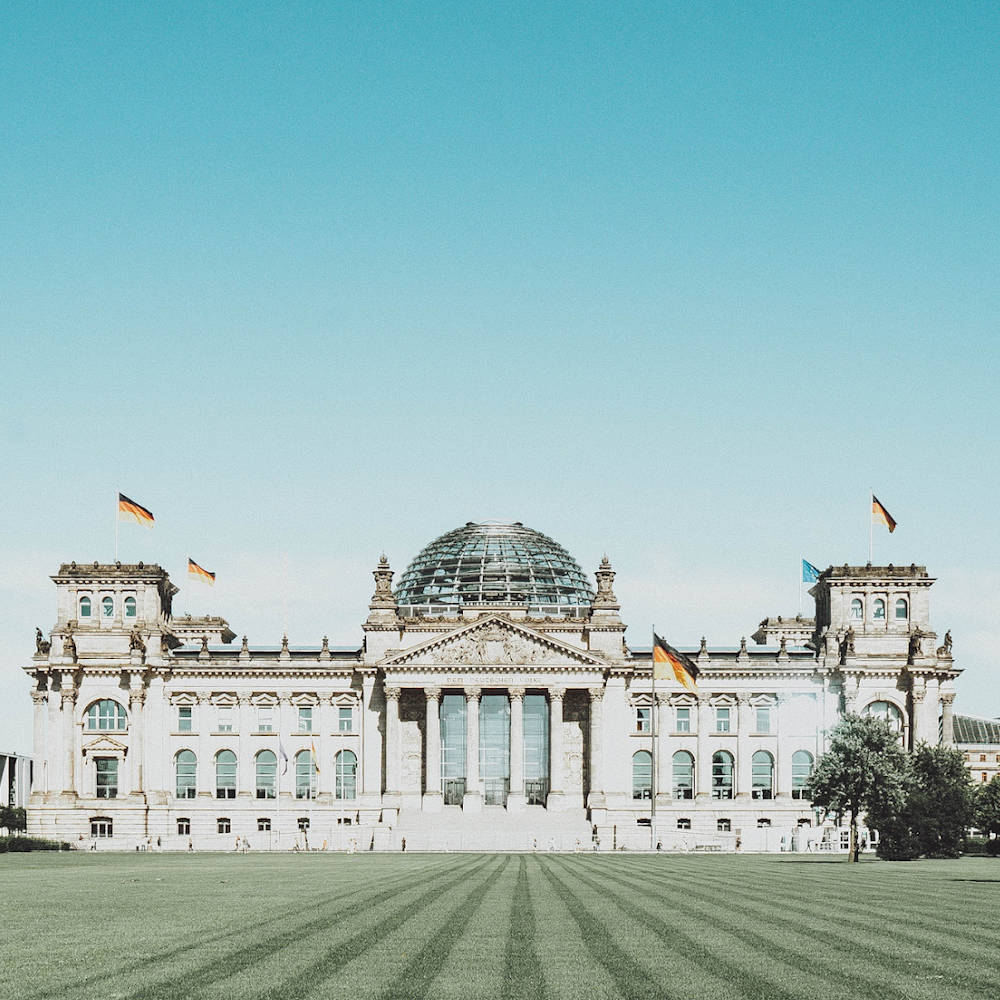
(395, 521), (595, 615)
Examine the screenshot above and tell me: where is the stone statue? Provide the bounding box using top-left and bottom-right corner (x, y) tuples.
(908, 628), (923, 664)
(35, 628), (50, 655)
(845, 627), (855, 655)
(63, 632), (77, 662)
(944, 630), (952, 653)
(130, 628), (146, 655)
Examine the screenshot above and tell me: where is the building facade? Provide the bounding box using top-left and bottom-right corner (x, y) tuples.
(954, 715), (1000, 787)
(24, 522), (961, 850)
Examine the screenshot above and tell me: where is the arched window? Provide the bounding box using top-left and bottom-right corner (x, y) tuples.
(85, 699), (127, 731)
(872, 598), (886, 620)
(791, 750), (813, 799)
(864, 700), (903, 732)
(335, 750), (357, 800)
(850, 598), (863, 619)
(632, 750), (652, 800)
(672, 751), (694, 800)
(255, 750), (276, 799)
(712, 750), (734, 800)
(175, 750), (197, 798)
(79, 595), (92, 618)
(295, 750), (315, 799)
(215, 750), (237, 799)
(102, 596), (114, 618)
(124, 596), (137, 618)
(751, 750), (774, 800)
(895, 598), (908, 620)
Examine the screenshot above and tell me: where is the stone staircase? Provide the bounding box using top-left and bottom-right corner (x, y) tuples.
(389, 805), (594, 852)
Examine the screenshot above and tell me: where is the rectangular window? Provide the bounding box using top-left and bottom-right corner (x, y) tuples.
(757, 818), (771, 828)
(338, 706), (353, 732)
(717, 818), (731, 832)
(95, 758), (118, 799)
(90, 817), (113, 838)
(715, 707), (731, 733)
(755, 706), (771, 733)
(298, 707), (313, 733)
(217, 818), (231, 834)
(178, 706), (192, 732)
(635, 706), (651, 733)
(297, 817), (310, 831)
(257, 706), (274, 733)
(257, 817), (271, 832)
(675, 707), (691, 733)
(217, 706), (234, 733)
(981, 754), (987, 763)
(177, 818), (190, 835)
(676, 817), (691, 830)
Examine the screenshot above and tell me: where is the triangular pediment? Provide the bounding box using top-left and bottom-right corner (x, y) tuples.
(82, 735), (128, 754)
(382, 615), (607, 668)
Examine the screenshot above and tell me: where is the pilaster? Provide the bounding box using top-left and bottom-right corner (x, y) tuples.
(422, 687), (443, 812)
(462, 687), (482, 812)
(507, 687), (525, 812)
(547, 687), (565, 810)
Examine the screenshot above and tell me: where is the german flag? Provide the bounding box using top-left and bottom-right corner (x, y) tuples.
(188, 558), (216, 585)
(652, 632), (699, 693)
(872, 495), (897, 533)
(118, 493), (154, 528)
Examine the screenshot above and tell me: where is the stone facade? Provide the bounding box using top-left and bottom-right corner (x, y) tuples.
(23, 542), (961, 851)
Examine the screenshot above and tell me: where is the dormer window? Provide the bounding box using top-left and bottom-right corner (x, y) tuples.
(102, 596), (114, 618)
(895, 598), (908, 620)
(850, 599), (863, 619)
(124, 597), (137, 619)
(79, 596), (92, 618)
(873, 599), (886, 620)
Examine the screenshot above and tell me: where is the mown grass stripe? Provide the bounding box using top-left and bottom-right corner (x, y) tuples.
(374, 856), (511, 999)
(502, 855), (546, 1000)
(123, 856), (486, 1000)
(266, 856), (497, 1000)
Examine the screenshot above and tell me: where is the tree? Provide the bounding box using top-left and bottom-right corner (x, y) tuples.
(809, 713), (909, 862)
(0, 806), (27, 833)
(976, 774), (1000, 848)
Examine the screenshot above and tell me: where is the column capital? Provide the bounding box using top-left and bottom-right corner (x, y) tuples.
(31, 689), (48, 706)
(549, 686), (566, 702)
(424, 686), (441, 702)
(237, 693), (252, 706)
(464, 686), (481, 702)
(911, 685), (926, 703)
(129, 689), (146, 707)
(60, 688), (77, 707)
(385, 686), (402, 703)
(939, 691), (956, 706)
(278, 693), (292, 705)
(588, 687), (605, 703)
(508, 686), (525, 701)
(655, 691), (671, 705)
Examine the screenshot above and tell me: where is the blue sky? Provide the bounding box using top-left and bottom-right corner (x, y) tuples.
(3, 3), (998, 752)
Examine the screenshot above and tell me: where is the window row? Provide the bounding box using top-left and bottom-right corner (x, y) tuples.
(965, 753), (1000, 764)
(674, 817), (791, 832)
(78, 595), (137, 619)
(849, 597), (908, 621)
(174, 749), (358, 800)
(634, 704), (776, 734)
(175, 704), (354, 734)
(631, 749), (815, 801)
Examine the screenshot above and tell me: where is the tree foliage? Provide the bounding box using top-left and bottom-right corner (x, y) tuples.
(0, 806), (27, 832)
(874, 744), (975, 860)
(976, 774), (1000, 844)
(810, 714), (909, 861)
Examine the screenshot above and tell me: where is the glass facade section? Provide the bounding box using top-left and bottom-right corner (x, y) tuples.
(523, 693), (549, 803)
(335, 750), (357, 800)
(255, 751), (276, 799)
(216, 750), (237, 798)
(479, 694), (510, 806)
(751, 750), (774, 799)
(175, 751), (196, 798)
(712, 751), (734, 799)
(440, 694), (466, 804)
(87, 700), (127, 731)
(95, 757), (118, 799)
(394, 522), (595, 612)
(295, 751), (315, 799)
(632, 751), (652, 799)
(672, 751), (694, 799)
(791, 750), (813, 799)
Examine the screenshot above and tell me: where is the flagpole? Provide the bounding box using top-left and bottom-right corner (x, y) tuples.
(114, 488), (119, 562)
(868, 489), (873, 564)
(650, 625), (656, 851)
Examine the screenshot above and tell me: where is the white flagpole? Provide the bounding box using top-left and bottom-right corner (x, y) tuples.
(114, 488), (119, 562)
(650, 625), (656, 850)
(868, 489), (874, 564)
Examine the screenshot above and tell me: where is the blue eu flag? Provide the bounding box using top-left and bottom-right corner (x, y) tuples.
(802, 559), (820, 583)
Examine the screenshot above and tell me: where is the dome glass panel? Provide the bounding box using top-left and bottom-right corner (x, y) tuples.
(395, 522), (595, 614)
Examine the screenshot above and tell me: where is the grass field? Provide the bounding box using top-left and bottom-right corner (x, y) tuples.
(1, 853), (997, 1000)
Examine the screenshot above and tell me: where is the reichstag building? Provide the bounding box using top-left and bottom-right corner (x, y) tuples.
(24, 521), (960, 851)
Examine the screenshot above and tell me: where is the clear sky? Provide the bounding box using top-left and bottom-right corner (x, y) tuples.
(3, 3), (998, 753)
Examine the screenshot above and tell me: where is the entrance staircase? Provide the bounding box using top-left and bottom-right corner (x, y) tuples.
(390, 805), (593, 852)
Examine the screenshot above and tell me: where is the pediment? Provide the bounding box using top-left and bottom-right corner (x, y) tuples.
(382, 616), (607, 669)
(82, 735), (128, 755)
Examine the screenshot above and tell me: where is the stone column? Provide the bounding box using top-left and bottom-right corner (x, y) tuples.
(237, 695), (253, 797)
(695, 696), (712, 801)
(31, 690), (47, 797)
(422, 687), (442, 812)
(61, 685), (77, 798)
(940, 691), (956, 745)
(146, 674), (165, 798)
(547, 687), (565, 810)
(197, 695), (213, 797)
(360, 674), (381, 802)
(655, 692), (670, 802)
(47, 674), (63, 795)
(736, 696), (753, 800)
(922, 676), (940, 745)
(276, 694), (292, 803)
(384, 686), (402, 799)
(462, 687), (482, 813)
(128, 686), (145, 796)
(588, 687), (606, 811)
(507, 687), (525, 812)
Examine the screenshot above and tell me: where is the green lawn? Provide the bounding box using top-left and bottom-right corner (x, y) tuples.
(1, 853), (997, 1000)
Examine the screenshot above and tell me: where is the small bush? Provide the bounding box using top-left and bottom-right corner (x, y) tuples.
(987, 838), (1000, 857)
(0, 835), (69, 853)
(963, 836), (989, 856)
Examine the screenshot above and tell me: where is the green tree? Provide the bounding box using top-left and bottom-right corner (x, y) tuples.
(809, 713), (909, 862)
(0, 806), (27, 832)
(976, 774), (1000, 845)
